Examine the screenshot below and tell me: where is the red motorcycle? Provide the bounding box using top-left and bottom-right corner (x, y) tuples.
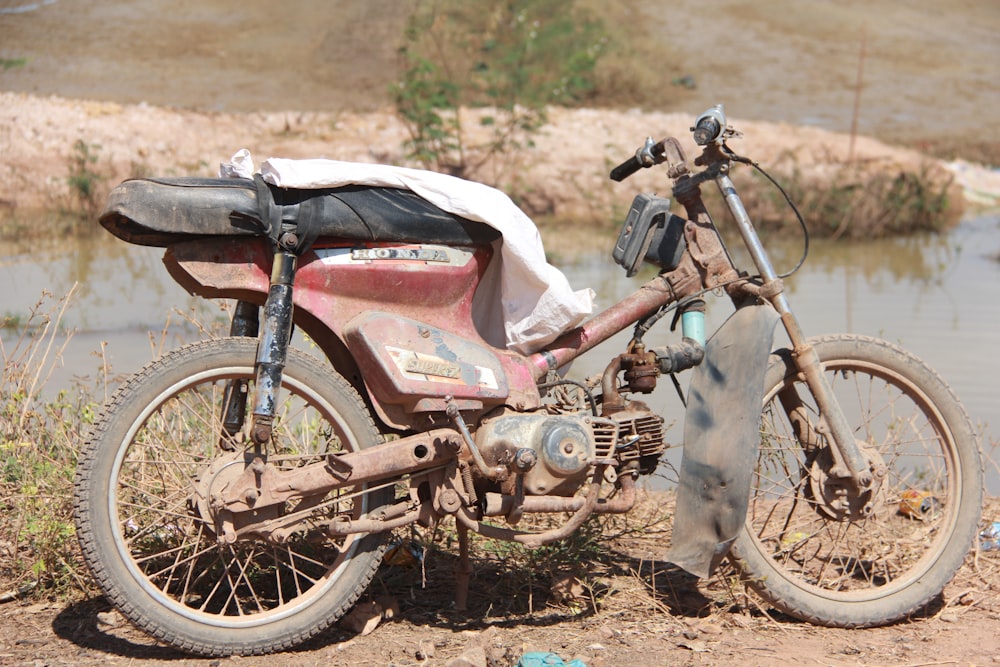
(74, 106), (983, 656)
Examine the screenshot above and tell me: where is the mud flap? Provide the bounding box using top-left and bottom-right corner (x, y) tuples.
(666, 303), (779, 578)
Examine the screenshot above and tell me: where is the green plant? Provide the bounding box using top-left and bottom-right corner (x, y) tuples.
(65, 139), (106, 220)
(392, 0), (607, 183)
(1, 311), (23, 330)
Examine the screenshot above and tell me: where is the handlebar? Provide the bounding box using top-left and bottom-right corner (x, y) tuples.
(609, 105), (730, 181)
(609, 155), (644, 182)
(609, 137), (668, 182)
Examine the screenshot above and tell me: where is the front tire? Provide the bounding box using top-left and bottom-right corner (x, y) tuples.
(733, 335), (983, 627)
(74, 338), (392, 656)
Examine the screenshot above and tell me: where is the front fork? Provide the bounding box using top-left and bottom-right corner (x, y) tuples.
(716, 169), (876, 490)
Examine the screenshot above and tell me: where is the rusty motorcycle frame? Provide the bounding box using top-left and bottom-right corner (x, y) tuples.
(73, 106), (983, 656)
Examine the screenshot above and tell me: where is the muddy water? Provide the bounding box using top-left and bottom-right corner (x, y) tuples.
(560, 214), (1000, 492)
(2, 213), (998, 491)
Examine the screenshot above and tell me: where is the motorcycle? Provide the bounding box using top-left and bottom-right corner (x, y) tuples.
(73, 105), (983, 656)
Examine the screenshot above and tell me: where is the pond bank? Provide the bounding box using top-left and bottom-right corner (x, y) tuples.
(3, 91), (996, 234)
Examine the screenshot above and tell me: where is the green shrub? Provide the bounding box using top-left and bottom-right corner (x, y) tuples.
(65, 139), (106, 221)
(392, 0), (607, 182)
(731, 157), (961, 240)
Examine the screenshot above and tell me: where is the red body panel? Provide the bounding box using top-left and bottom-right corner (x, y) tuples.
(164, 237), (541, 429)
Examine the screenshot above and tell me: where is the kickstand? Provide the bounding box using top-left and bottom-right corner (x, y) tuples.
(454, 521), (472, 612)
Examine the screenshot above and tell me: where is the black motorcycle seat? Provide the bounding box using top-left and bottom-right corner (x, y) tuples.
(100, 176), (501, 248)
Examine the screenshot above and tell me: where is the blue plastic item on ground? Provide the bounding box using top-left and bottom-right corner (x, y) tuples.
(982, 521), (1000, 551)
(515, 652), (588, 667)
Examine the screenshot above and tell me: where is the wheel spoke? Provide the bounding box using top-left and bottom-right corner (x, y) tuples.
(75, 339), (392, 649)
(736, 336), (980, 627)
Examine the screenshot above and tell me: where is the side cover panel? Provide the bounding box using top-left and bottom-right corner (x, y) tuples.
(667, 303), (780, 578)
(344, 312), (510, 413)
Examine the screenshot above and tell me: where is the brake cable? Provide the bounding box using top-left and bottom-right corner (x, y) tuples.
(721, 144), (810, 278)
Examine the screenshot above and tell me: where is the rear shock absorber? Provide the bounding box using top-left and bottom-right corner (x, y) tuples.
(250, 248), (297, 447)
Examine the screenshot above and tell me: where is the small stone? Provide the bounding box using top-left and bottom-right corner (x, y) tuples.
(415, 639), (436, 660)
(339, 600), (383, 636)
(679, 638), (710, 653)
(96, 610), (125, 628)
(550, 574), (585, 603)
(445, 646), (488, 667)
(376, 595), (401, 620)
(698, 621), (723, 635)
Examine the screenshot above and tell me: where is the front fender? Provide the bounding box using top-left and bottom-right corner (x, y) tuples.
(666, 302), (780, 578)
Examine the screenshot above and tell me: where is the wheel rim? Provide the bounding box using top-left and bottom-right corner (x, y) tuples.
(748, 357), (962, 602)
(108, 363), (376, 628)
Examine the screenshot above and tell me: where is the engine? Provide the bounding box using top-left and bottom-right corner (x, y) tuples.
(473, 404), (668, 497)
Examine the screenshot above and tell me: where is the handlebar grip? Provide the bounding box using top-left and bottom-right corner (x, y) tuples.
(609, 156), (643, 182)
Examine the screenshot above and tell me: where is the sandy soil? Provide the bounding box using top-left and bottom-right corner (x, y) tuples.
(1, 1), (999, 665)
(1, 0), (997, 151)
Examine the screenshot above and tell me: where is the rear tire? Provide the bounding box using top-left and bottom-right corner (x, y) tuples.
(733, 335), (982, 627)
(74, 338), (392, 656)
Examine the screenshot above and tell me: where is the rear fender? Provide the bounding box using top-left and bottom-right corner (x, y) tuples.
(666, 303), (780, 578)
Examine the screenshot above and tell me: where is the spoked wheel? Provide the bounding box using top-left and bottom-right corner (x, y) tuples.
(732, 335), (982, 627)
(74, 338), (393, 656)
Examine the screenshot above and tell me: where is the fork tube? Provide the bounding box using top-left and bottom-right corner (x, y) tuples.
(250, 250), (297, 447)
(716, 171), (873, 488)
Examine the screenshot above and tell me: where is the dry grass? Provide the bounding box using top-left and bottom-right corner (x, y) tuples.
(370, 480), (1000, 633)
(727, 153), (963, 240)
(0, 289), (97, 598)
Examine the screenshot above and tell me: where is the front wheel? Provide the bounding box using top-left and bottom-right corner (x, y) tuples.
(74, 338), (393, 656)
(733, 335), (983, 627)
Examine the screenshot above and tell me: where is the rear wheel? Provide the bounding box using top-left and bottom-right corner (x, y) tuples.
(733, 335), (982, 627)
(74, 338), (393, 656)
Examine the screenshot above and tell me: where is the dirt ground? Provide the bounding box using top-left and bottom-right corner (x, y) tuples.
(1, 1), (999, 665)
(1, 495), (999, 667)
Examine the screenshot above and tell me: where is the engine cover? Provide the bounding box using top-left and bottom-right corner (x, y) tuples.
(475, 412), (617, 496)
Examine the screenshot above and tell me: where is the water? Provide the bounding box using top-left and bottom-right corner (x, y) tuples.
(2, 214), (998, 490)
(564, 214), (1000, 421)
(558, 214), (1000, 492)
(1, 233), (217, 384)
